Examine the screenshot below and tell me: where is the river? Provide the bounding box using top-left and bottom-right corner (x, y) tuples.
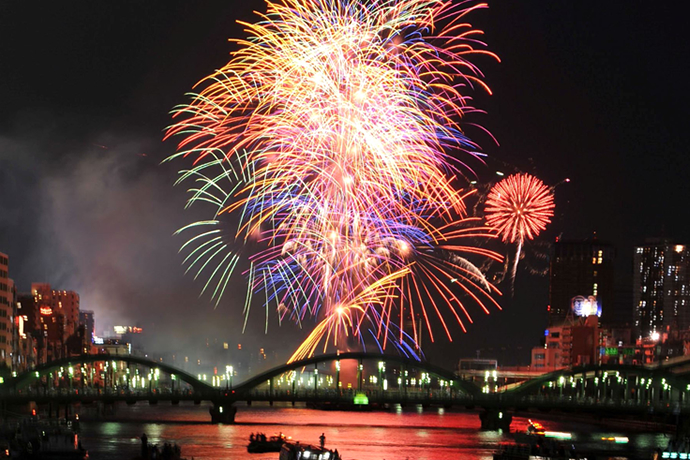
(74, 402), (669, 459)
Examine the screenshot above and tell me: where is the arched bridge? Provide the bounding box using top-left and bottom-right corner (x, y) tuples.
(233, 351), (480, 396)
(505, 363), (690, 397)
(1, 352), (478, 422)
(6, 354), (213, 394)
(7, 353), (690, 424)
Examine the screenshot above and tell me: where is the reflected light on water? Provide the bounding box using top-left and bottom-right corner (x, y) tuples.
(74, 402), (662, 460)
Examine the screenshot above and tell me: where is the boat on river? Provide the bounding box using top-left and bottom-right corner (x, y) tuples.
(247, 434), (287, 453)
(279, 442), (341, 460)
(494, 420), (588, 460)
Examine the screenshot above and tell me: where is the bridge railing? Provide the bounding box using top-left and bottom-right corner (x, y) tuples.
(0, 387), (207, 399)
(237, 388), (690, 415)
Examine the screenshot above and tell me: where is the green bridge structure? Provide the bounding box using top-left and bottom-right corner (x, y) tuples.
(3, 352), (690, 426)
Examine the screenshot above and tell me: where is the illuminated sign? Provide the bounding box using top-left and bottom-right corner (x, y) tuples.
(604, 347), (634, 356)
(571, 295), (601, 317)
(353, 392), (369, 405)
(40, 307), (53, 316)
(605, 347), (618, 356)
(114, 326), (143, 334)
(17, 315), (25, 339)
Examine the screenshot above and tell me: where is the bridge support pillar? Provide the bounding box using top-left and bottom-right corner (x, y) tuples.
(479, 409), (512, 431)
(209, 404), (236, 423)
(336, 361), (340, 396)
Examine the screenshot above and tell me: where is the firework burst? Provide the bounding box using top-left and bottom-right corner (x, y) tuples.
(165, 0), (502, 359)
(484, 173), (555, 289)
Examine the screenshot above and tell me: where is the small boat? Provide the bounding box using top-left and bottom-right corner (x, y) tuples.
(655, 437), (690, 459)
(132, 441), (186, 460)
(495, 421), (587, 460)
(247, 434), (287, 453)
(279, 442), (341, 460)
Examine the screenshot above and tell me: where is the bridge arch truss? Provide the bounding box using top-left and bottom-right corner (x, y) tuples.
(232, 352), (479, 396)
(505, 364), (690, 406)
(6, 354), (214, 395)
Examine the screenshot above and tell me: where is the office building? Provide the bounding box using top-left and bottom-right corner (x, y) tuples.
(31, 283), (80, 340)
(29, 283), (80, 361)
(548, 239), (615, 326)
(14, 293), (38, 371)
(633, 239), (690, 339)
(0, 252), (12, 366)
(79, 310), (95, 344)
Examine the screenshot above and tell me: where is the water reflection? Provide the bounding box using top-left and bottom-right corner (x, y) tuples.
(74, 402), (662, 460)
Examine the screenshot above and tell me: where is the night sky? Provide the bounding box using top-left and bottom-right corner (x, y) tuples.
(1, 1), (688, 368)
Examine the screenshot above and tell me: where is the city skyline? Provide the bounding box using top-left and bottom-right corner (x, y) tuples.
(1, 1), (689, 367)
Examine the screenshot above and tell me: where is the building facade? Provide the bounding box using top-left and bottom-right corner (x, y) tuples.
(79, 310), (95, 345)
(633, 239), (690, 339)
(0, 252), (12, 367)
(529, 315), (633, 371)
(29, 283), (80, 361)
(548, 239), (615, 326)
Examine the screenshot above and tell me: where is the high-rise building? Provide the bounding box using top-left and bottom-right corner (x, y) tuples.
(15, 293), (38, 371)
(79, 310), (95, 344)
(0, 252), (12, 366)
(30, 283), (80, 361)
(31, 283), (80, 339)
(633, 239), (690, 339)
(548, 239), (615, 326)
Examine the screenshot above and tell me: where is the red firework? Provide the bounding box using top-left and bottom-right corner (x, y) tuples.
(485, 173), (554, 243)
(485, 173), (555, 287)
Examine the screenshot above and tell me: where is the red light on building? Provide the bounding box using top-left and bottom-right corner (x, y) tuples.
(40, 307), (53, 315)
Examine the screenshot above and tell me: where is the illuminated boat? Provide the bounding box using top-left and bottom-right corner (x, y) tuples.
(496, 421), (588, 460)
(279, 442), (341, 460)
(656, 437), (690, 459)
(515, 420), (572, 445)
(658, 451), (690, 459)
(527, 420), (545, 436)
